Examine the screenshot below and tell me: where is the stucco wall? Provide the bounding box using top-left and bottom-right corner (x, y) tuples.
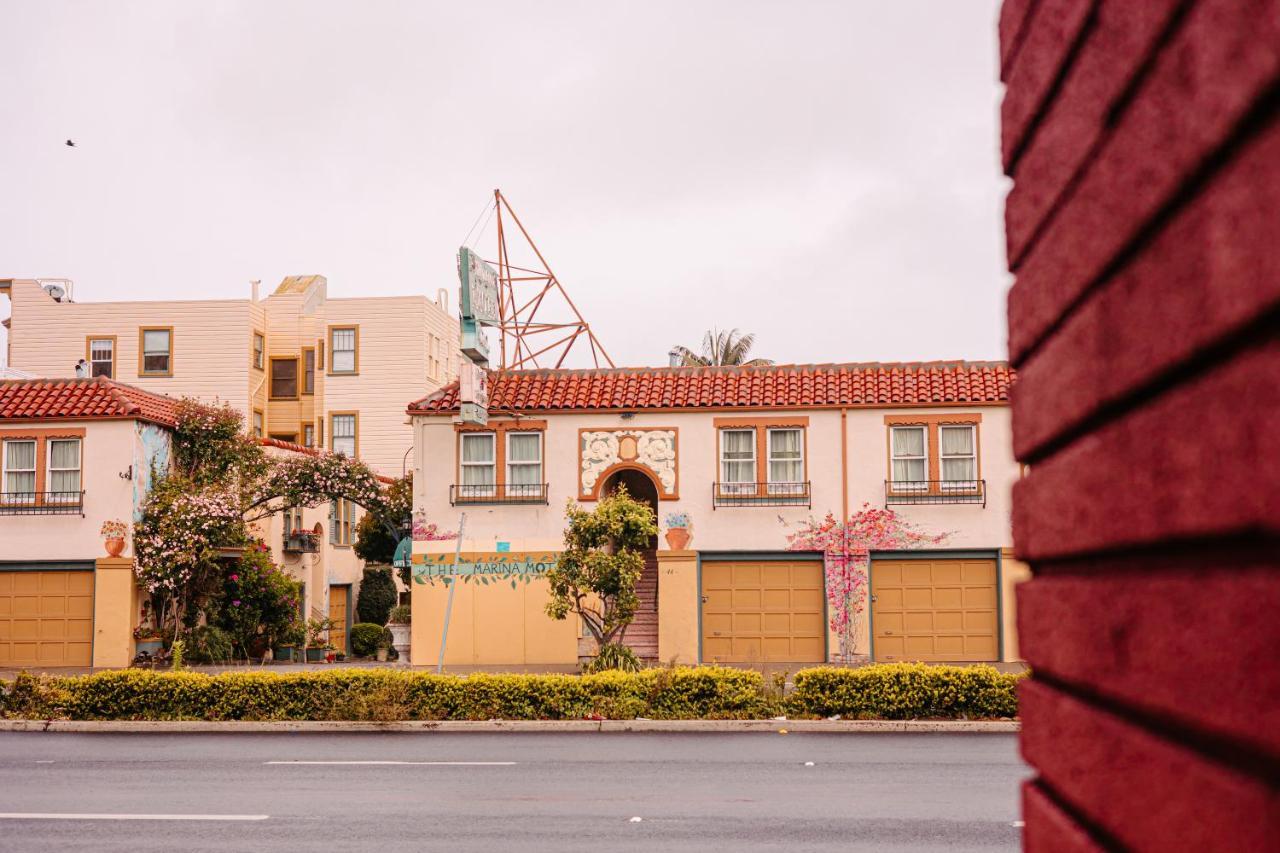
(411, 403), (1021, 664)
(0, 418), (156, 564)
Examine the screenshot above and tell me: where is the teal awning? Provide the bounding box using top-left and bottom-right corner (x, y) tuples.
(392, 537), (413, 568)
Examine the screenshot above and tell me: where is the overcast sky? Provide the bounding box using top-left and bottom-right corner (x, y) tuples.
(1, 0), (1009, 369)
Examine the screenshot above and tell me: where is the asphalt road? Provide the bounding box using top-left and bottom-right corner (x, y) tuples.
(0, 732), (1028, 852)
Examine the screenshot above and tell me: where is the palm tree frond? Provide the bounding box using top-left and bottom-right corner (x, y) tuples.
(672, 328), (769, 367)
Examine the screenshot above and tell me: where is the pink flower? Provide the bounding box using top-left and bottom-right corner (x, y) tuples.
(230, 574), (239, 581)
(232, 599), (241, 606)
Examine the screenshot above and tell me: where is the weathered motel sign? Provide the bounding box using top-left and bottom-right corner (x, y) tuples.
(457, 246), (498, 426)
(458, 247), (499, 325)
(412, 551), (558, 587)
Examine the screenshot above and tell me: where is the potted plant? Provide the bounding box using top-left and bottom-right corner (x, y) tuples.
(100, 519), (128, 557)
(304, 616), (335, 663)
(663, 511), (692, 550)
(386, 605), (411, 663)
(375, 637), (389, 663)
(273, 620), (305, 663)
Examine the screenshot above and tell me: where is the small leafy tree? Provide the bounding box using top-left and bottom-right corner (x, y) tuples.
(355, 566), (398, 625)
(354, 475), (413, 564)
(216, 542), (303, 659)
(544, 487), (657, 653)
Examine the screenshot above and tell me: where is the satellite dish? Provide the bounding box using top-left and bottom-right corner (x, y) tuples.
(43, 283), (66, 301)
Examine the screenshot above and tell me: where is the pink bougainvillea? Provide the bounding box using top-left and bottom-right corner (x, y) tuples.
(787, 504), (948, 661)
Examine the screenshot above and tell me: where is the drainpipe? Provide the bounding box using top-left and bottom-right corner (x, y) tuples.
(840, 408), (849, 520)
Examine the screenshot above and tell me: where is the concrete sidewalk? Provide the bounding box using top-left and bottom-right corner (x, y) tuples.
(0, 718), (1019, 733)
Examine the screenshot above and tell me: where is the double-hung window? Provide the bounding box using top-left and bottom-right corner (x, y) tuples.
(2, 439), (37, 504)
(252, 333), (265, 370)
(506, 432), (542, 498)
(252, 410), (264, 439)
(939, 425), (978, 492)
(88, 338), (115, 378)
(719, 429), (757, 496)
(139, 328), (173, 376)
(303, 423), (315, 448)
(329, 499), (356, 545)
(890, 426), (928, 492)
(329, 327), (358, 374)
(766, 428), (804, 495)
(47, 438), (82, 503)
(270, 357), (299, 400)
(330, 414), (357, 457)
(302, 348), (316, 394)
(459, 432), (496, 498)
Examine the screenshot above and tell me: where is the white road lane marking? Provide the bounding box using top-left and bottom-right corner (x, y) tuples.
(0, 814), (268, 821)
(264, 760), (516, 766)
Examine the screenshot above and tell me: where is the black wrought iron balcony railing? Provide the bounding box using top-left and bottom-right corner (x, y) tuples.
(0, 491), (85, 516)
(884, 480), (986, 507)
(283, 531), (320, 553)
(450, 483), (550, 506)
(712, 482), (812, 508)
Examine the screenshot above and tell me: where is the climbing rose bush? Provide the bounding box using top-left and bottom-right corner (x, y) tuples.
(787, 504), (948, 662)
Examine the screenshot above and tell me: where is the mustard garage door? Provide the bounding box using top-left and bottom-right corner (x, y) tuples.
(0, 570), (95, 667)
(871, 557), (998, 662)
(701, 560), (825, 663)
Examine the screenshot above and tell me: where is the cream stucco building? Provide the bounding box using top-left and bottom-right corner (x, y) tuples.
(407, 362), (1028, 669)
(1, 276), (461, 660)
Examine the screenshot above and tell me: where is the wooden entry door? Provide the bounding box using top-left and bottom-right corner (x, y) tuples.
(328, 585), (350, 654)
(871, 557), (998, 662)
(701, 560), (825, 663)
(0, 569), (95, 667)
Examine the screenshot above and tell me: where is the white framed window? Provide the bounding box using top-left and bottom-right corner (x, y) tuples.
(506, 432), (542, 497)
(2, 439), (37, 503)
(330, 327), (357, 374)
(303, 423), (315, 448)
(330, 414), (357, 457)
(252, 333), (265, 370)
(890, 426), (928, 490)
(47, 438), (82, 502)
(719, 428), (757, 496)
(89, 338), (115, 378)
(459, 432), (496, 498)
(940, 425), (978, 491)
(766, 428), (804, 495)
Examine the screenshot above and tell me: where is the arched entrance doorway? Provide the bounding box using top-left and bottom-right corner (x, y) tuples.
(599, 467), (660, 662)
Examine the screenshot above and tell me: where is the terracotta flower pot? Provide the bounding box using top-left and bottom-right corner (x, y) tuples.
(104, 537), (125, 557)
(665, 527), (691, 550)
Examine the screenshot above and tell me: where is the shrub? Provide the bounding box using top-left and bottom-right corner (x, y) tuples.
(215, 543), (303, 658)
(583, 642), (641, 673)
(187, 625), (234, 664)
(355, 567), (397, 625)
(350, 623), (393, 658)
(787, 664), (1023, 720)
(387, 605), (411, 624)
(0, 666), (777, 721)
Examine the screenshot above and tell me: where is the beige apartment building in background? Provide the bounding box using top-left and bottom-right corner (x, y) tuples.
(0, 276), (461, 650)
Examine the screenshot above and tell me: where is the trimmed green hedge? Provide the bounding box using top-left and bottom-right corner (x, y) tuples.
(788, 664), (1022, 720)
(0, 663), (1022, 722)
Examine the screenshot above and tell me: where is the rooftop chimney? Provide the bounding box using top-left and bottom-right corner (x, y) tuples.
(668, 349), (682, 367)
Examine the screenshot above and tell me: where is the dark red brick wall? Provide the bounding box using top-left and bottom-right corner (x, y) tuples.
(1000, 1), (1280, 849)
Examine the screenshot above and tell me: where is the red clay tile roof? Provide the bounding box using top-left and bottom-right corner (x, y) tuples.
(0, 376), (179, 426)
(408, 361), (1014, 414)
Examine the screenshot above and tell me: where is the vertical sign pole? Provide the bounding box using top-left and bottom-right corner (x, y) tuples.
(437, 513), (466, 674)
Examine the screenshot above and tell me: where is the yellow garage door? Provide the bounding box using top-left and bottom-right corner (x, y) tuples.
(0, 570), (95, 667)
(702, 560), (825, 663)
(871, 558), (998, 662)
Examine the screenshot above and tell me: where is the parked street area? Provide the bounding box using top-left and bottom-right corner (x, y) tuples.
(0, 732), (1027, 852)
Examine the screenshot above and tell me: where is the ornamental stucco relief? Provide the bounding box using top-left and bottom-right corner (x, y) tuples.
(580, 429), (677, 496)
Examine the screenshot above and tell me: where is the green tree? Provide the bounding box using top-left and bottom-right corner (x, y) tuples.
(544, 487), (657, 654)
(671, 328), (773, 367)
(355, 566), (398, 625)
(354, 474), (412, 565)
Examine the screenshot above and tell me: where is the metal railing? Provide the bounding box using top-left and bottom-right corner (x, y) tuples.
(450, 483), (550, 506)
(884, 480), (986, 507)
(0, 491), (85, 516)
(283, 531), (320, 553)
(712, 482), (811, 508)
